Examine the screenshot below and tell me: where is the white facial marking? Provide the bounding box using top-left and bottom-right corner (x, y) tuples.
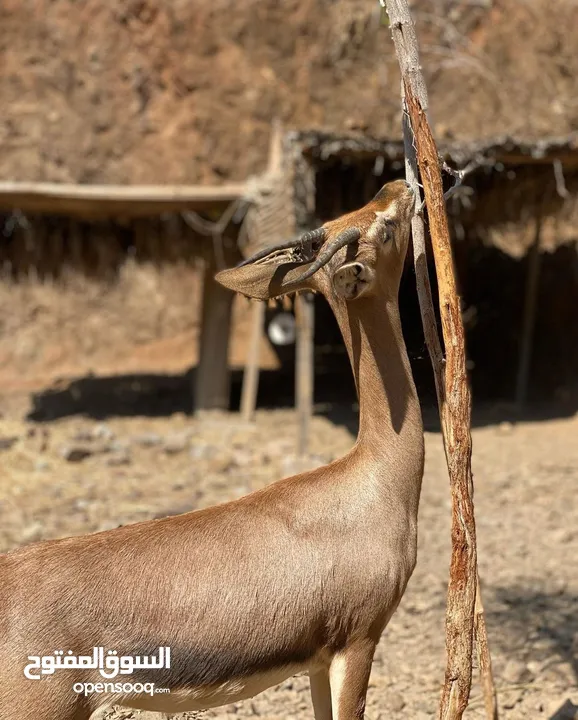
(366, 205), (398, 242)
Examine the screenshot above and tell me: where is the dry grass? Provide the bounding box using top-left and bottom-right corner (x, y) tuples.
(0, 260), (280, 402)
(0, 261), (203, 383)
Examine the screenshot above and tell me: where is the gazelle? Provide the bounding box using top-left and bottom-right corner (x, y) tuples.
(0, 179), (424, 720)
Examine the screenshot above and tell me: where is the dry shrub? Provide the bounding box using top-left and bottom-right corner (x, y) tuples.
(0, 260), (203, 382)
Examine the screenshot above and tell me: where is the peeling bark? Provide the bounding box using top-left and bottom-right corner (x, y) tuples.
(382, 1), (498, 718)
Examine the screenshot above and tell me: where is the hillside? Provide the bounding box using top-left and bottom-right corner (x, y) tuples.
(1, 0), (577, 185)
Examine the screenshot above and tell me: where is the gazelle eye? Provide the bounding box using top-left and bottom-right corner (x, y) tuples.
(383, 221), (395, 242)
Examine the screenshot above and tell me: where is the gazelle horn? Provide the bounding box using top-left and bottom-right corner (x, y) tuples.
(236, 228), (327, 268)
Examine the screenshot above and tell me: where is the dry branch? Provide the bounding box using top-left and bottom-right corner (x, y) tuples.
(382, 0), (497, 718)
(475, 580), (499, 720)
(406, 75), (477, 720)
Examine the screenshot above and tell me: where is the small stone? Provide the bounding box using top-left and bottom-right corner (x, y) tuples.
(209, 454), (234, 474)
(414, 712), (433, 720)
(415, 697), (437, 715)
(552, 528), (575, 544)
(163, 434), (190, 455)
(502, 658), (533, 684)
(106, 450), (131, 467)
(0, 436), (18, 451)
(92, 423), (115, 441)
(20, 523), (43, 544)
(71, 428), (94, 442)
(498, 421), (514, 434)
(34, 459), (50, 472)
(61, 445), (93, 462)
(190, 443), (214, 460)
(131, 432), (162, 448)
(502, 689), (524, 709)
(526, 660), (543, 677)
(102, 440), (126, 453)
(389, 692), (406, 712)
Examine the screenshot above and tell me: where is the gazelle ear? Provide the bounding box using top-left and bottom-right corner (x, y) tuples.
(332, 260), (375, 300)
(215, 260), (315, 300)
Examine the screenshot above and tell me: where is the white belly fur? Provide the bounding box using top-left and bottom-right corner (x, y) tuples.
(103, 660), (319, 714)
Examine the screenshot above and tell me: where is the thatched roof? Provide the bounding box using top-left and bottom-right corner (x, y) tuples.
(294, 131), (578, 167)
(289, 130), (578, 257)
(2, 130), (577, 262)
(1, 0), (577, 185)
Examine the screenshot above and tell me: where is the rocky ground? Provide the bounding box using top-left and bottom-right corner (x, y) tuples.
(1, 404), (577, 719)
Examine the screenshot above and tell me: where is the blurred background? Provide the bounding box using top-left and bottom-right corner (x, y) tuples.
(0, 2), (577, 719)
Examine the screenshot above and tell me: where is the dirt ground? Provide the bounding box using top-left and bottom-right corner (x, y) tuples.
(1, 400), (576, 719)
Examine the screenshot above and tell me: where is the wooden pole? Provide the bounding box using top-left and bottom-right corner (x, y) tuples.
(240, 300), (266, 422)
(515, 214), (543, 408)
(382, 1), (497, 718)
(195, 257), (234, 411)
(295, 292), (315, 457)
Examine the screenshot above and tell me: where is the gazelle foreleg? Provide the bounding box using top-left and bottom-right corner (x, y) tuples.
(310, 667), (333, 720)
(329, 640), (376, 720)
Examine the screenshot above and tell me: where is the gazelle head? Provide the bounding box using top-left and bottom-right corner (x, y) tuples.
(216, 179), (414, 303)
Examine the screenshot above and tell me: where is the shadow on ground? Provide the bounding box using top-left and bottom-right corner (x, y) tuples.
(488, 584), (578, 684)
(26, 368), (299, 421)
(24, 367), (578, 432)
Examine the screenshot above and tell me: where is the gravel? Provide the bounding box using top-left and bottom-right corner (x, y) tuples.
(1, 408), (577, 719)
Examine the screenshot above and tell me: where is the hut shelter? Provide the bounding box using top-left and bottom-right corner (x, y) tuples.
(281, 130), (578, 409)
(0, 180), (249, 412)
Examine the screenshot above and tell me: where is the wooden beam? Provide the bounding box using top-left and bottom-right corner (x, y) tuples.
(0, 181), (247, 218)
(295, 292), (315, 457)
(240, 301), (266, 422)
(194, 258), (234, 412)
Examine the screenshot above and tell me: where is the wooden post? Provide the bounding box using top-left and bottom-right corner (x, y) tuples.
(295, 292), (315, 457)
(383, 1), (497, 718)
(240, 300), (266, 422)
(515, 214), (543, 408)
(194, 257), (234, 411)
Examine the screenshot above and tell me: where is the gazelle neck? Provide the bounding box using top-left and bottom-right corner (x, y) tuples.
(327, 291), (424, 486)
